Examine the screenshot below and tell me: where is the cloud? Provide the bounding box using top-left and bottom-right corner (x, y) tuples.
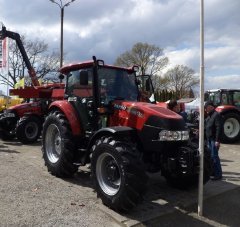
(205, 46), (240, 72)
(0, 0), (240, 94)
(205, 74), (240, 90)
(165, 48), (199, 70)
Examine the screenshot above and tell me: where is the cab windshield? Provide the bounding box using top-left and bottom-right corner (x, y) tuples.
(98, 67), (138, 104)
(206, 91), (221, 106)
(65, 66), (139, 104)
(205, 90), (240, 108)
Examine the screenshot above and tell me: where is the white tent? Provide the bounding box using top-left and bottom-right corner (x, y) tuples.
(185, 98), (200, 113)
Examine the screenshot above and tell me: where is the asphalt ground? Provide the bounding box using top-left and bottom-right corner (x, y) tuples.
(0, 137), (239, 226)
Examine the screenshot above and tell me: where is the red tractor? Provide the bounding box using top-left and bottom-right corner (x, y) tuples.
(0, 99), (46, 141)
(0, 26), (64, 143)
(42, 57), (211, 212)
(205, 89), (240, 143)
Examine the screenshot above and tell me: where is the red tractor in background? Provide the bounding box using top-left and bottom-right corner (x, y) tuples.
(42, 56), (212, 212)
(205, 89), (240, 143)
(0, 26), (64, 143)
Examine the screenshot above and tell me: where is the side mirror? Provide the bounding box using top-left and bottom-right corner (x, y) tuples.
(204, 93), (209, 101)
(80, 71), (88, 85)
(132, 65), (139, 72)
(58, 74), (64, 81)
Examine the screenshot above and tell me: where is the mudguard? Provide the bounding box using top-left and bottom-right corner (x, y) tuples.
(216, 105), (240, 114)
(88, 126), (135, 150)
(49, 100), (82, 136)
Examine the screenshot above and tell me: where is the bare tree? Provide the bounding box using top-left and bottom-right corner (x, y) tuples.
(114, 42), (169, 76)
(164, 65), (199, 98)
(151, 75), (170, 92)
(0, 35), (60, 88)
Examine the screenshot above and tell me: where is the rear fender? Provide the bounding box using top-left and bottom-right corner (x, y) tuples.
(216, 105), (240, 114)
(49, 100), (82, 136)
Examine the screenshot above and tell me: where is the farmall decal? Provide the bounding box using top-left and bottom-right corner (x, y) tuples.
(114, 104), (144, 118)
(129, 108), (144, 118)
(114, 104), (127, 111)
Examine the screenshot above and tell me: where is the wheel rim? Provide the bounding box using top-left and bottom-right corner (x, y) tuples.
(224, 118), (240, 138)
(25, 122), (38, 139)
(96, 152), (121, 196)
(45, 124), (62, 163)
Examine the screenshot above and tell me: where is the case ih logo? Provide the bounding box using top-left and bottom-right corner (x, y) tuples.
(114, 103), (127, 111)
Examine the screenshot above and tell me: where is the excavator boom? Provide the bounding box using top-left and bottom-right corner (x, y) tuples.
(0, 26), (40, 86)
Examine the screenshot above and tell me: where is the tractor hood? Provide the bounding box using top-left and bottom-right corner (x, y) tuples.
(110, 101), (186, 131)
(8, 102), (37, 111)
(4, 101), (43, 118)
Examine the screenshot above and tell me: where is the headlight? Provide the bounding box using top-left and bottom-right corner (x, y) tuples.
(3, 110), (16, 118)
(182, 131), (190, 140)
(159, 130), (189, 141)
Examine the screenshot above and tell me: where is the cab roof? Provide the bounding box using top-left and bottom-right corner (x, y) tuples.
(60, 60), (136, 75)
(207, 89), (240, 93)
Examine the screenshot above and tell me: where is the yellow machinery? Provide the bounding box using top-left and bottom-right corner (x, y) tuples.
(0, 96), (24, 112)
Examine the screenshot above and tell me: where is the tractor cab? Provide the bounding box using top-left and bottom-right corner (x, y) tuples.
(64, 62), (150, 103)
(205, 89), (240, 110)
(205, 89), (240, 143)
(61, 59), (156, 133)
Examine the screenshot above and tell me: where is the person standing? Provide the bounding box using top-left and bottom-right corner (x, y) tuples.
(204, 101), (223, 180)
(168, 99), (188, 122)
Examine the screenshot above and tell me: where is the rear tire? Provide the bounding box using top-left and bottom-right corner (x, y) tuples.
(16, 116), (42, 144)
(222, 112), (240, 143)
(42, 111), (78, 177)
(91, 137), (148, 212)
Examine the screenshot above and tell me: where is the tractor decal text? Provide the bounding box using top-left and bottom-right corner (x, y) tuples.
(128, 108), (144, 118)
(114, 104), (144, 118)
(114, 104), (127, 111)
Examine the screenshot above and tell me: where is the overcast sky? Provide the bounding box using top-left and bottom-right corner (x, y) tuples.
(0, 0), (240, 94)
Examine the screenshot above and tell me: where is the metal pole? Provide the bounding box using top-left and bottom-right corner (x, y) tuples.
(60, 7), (64, 68)
(6, 38), (9, 96)
(198, 0), (205, 216)
(49, 0), (76, 68)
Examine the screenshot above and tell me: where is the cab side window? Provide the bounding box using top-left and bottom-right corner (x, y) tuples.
(221, 93), (228, 105)
(233, 92), (240, 107)
(66, 69), (93, 97)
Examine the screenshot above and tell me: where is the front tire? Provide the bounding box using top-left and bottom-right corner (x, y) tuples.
(163, 145), (212, 189)
(1, 130), (16, 140)
(42, 111), (78, 177)
(222, 112), (240, 143)
(16, 116), (42, 144)
(0, 117), (17, 140)
(91, 137), (148, 212)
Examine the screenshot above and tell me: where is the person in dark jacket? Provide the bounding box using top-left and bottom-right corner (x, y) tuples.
(204, 101), (223, 180)
(168, 99), (188, 122)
